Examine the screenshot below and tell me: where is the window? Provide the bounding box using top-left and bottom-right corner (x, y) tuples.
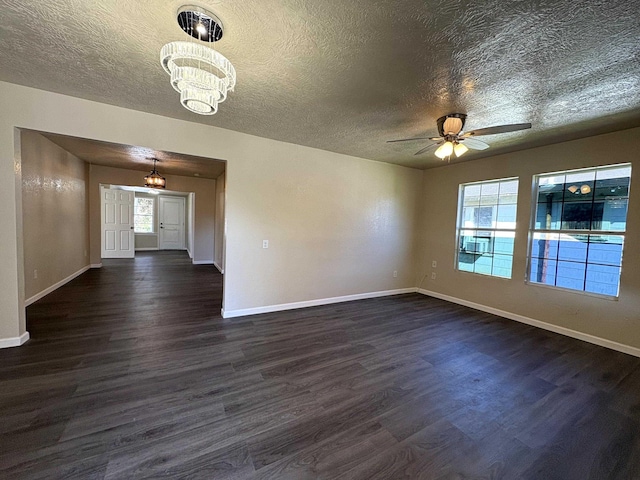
(134, 197), (155, 233)
(528, 164), (631, 297)
(457, 178), (519, 278)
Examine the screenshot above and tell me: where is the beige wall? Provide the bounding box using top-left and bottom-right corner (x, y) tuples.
(186, 192), (194, 257)
(21, 131), (90, 301)
(224, 145), (421, 312)
(214, 172), (225, 271)
(135, 234), (158, 250)
(89, 165), (215, 264)
(1, 81), (421, 342)
(417, 127), (640, 349)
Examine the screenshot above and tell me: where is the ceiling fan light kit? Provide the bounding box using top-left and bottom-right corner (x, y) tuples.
(161, 5), (236, 116)
(388, 113), (532, 161)
(454, 142), (469, 157)
(434, 141), (454, 159)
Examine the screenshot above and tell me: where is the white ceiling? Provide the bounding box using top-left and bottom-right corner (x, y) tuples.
(2, 0), (639, 169)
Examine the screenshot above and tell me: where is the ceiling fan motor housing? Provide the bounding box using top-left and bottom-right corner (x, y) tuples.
(437, 113), (467, 136)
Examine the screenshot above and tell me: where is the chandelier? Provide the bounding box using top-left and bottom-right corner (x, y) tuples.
(144, 158), (166, 189)
(161, 6), (236, 115)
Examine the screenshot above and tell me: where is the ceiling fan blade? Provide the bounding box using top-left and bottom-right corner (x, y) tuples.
(462, 138), (490, 150)
(414, 143), (440, 156)
(429, 137), (442, 141)
(387, 136), (433, 143)
(463, 123), (532, 137)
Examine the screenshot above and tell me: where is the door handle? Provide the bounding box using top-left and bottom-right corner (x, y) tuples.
(160, 226), (164, 229)
(130, 226), (134, 229)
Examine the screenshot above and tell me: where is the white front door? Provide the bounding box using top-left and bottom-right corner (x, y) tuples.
(159, 196), (185, 250)
(101, 186), (135, 258)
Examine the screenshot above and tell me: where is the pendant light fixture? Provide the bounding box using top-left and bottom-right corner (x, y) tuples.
(161, 5), (236, 115)
(144, 158), (166, 189)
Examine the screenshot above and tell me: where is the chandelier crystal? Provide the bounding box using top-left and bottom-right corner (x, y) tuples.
(161, 7), (235, 116)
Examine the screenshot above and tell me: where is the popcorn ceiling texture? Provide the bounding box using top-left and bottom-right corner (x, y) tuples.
(1, 0), (639, 169)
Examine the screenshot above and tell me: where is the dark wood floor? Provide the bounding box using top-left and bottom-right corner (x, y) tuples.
(1, 251), (639, 479)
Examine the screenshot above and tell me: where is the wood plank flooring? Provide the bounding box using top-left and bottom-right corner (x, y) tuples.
(1, 251), (639, 479)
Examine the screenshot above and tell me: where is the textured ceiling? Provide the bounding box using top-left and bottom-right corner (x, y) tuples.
(40, 132), (226, 180)
(2, 0), (639, 169)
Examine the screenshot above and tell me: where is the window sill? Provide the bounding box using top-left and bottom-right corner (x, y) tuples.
(524, 280), (619, 301)
(455, 269), (512, 280)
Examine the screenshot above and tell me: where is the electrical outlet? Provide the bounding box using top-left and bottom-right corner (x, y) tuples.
(393, 270), (398, 278)
(34, 269), (38, 279)
(432, 260), (437, 268)
(431, 272), (436, 280)
(262, 240), (269, 249)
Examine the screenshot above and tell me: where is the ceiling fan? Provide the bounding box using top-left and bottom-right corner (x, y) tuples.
(387, 113), (532, 159)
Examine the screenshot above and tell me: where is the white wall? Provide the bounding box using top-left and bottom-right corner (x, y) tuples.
(0, 81), (421, 343)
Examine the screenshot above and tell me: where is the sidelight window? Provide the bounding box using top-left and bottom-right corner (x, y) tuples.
(134, 197), (155, 233)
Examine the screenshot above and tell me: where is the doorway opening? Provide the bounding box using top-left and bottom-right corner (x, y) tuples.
(18, 129), (227, 317)
(100, 185), (192, 259)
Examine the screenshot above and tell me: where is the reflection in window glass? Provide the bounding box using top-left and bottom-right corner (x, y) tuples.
(528, 164), (631, 296)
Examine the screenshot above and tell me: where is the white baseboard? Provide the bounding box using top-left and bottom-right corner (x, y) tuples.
(222, 288), (416, 319)
(25, 265), (91, 307)
(418, 288), (640, 358)
(187, 248), (193, 259)
(135, 248), (159, 251)
(0, 332), (30, 349)
(213, 261), (224, 274)
(90, 263), (102, 269)
(192, 259), (214, 265)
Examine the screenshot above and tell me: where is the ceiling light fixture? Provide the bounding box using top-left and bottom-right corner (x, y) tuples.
(434, 139), (469, 160)
(435, 141), (454, 159)
(453, 142), (468, 157)
(160, 6), (236, 115)
(144, 158), (166, 189)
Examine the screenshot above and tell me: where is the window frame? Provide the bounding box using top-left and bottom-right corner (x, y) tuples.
(134, 196), (156, 234)
(525, 163), (632, 299)
(455, 177), (519, 279)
